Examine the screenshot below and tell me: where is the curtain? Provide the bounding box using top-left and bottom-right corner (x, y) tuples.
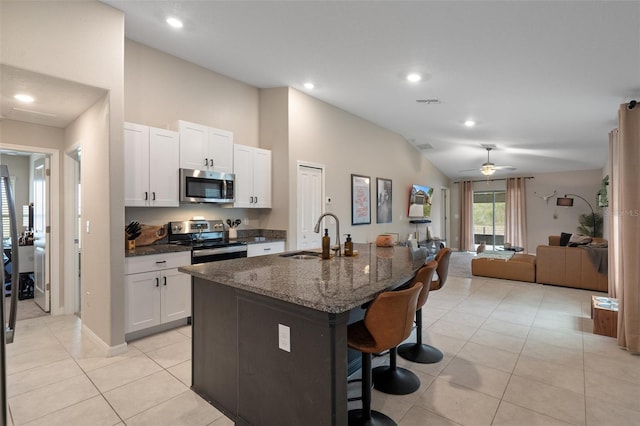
(616, 103), (640, 354)
(505, 177), (527, 251)
(608, 129), (622, 299)
(459, 181), (474, 252)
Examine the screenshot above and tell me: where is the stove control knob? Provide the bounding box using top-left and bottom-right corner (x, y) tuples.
(172, 224), (183, 232)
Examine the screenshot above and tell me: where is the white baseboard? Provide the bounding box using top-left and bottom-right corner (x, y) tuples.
(81, 323), (128, 357)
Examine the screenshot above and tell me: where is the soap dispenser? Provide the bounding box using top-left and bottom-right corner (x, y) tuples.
(322, 229), (331, 259)
(344, 234), (353, 256)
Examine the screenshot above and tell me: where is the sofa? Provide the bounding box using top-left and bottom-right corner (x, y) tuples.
(535, 235), (608, 292)
(471, 253), (536, 283)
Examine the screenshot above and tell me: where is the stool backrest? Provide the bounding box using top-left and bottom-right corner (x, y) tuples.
(431, 248), (452, 291)
(364, 281), (422, 352)
(413, 260), (438, 310)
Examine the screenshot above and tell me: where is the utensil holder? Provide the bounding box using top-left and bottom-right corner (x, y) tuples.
(229, 228), (237, 239)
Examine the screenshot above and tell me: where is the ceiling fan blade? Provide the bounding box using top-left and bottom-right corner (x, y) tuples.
(458, 168), (481, 173)
(493, 165), (516, 170)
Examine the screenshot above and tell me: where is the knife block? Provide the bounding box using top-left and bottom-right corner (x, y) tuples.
(126, 239), (135, 250)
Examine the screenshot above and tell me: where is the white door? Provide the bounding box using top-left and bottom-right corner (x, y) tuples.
(33, 156), (50, 312)
(297, 165), (323, 250)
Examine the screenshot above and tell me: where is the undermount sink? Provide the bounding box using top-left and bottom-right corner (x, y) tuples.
(279, 251), (322, 260)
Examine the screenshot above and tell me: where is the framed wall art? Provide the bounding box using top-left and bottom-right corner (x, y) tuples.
(351, 174), (371, 225)
(376, 178), (392, 223)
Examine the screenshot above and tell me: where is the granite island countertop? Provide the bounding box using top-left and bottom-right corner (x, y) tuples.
(179, 243), (425, 314)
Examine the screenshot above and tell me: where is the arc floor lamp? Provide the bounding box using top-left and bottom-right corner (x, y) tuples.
(557, 193), (597, 237)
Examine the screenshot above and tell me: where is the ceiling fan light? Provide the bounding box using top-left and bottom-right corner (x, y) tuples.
(480, 164), (496, 175)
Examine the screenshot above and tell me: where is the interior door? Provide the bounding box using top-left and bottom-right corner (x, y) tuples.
(297, 165), (323, 250)
(34, 156), (50, 312)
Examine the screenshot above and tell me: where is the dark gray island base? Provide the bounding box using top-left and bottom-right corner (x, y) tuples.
(179, 243), (424, 426)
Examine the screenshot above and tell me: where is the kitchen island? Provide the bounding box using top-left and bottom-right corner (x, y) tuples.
(179, 243), (424, 426)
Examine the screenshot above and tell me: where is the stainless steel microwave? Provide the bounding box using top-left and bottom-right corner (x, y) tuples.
(180, 168), (235, 203)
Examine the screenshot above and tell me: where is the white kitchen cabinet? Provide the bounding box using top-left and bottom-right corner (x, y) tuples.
(178, 120), (233, 173)
(124, 122), (179, 207)
(247, 241), (285, 257)
(233, 144), (272, 208)
(125, 252), (191, 334)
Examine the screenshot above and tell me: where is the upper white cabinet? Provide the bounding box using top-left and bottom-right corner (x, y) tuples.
(233, 144), (272, 208)
(124, 122), (179, 207)
(178, 120), (233, 174)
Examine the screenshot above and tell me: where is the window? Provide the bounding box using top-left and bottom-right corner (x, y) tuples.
(473, 190), (505, 250)
(1, 176), (16, 241)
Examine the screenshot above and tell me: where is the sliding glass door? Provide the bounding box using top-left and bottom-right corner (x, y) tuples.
(473, 191), (505, 250)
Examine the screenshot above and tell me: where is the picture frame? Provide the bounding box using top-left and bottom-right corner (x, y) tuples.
(376, 178), (392, 224)
(351, 174), (371, 225)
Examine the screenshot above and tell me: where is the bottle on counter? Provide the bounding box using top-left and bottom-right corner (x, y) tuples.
(322, 228), (331, 259)
(344, 234), (353, 256)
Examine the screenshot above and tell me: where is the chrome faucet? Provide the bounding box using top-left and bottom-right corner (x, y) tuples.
(314, 212), (341, 257)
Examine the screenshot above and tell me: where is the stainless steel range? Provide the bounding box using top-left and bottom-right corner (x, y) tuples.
(168, 219), (247, 264)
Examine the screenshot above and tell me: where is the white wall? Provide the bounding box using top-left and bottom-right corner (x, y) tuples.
(449, 169), (604, 253)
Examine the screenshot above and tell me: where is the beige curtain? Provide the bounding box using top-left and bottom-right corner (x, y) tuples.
(505, 177), (527, 251)
(459, 181), (474, 251)
(608, 129), (622, 299)
(616, 103), (640, 354)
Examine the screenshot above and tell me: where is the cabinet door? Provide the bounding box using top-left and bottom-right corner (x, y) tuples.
(233, 144), (253, 208)
(149, 128), (180, 207)
(124, 122), (150, 207)
(252, 148), (272, 208)
(125, 271), (161, 333)
(208, 127), (234, 173)
(179, 120), (208, 170)
(161, 268), (191, 324)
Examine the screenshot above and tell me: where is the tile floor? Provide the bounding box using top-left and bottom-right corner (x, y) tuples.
(6, 275), (640, 425)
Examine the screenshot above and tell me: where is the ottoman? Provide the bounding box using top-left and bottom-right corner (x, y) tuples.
(471, 254), (536, 283)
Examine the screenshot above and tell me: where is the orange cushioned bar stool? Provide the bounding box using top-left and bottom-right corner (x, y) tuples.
(397, 260), (441, 363)
(347, 281), (423, 426)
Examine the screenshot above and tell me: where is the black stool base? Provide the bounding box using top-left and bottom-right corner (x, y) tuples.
(348, 409), (397, 426)
(397, 342), (444, 364)
(372, 365), (420, 395)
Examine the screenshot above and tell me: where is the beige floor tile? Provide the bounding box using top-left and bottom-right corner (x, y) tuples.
(21, 395), (121, 426)
(527, 327), (584, 351)
(146, 339), (192, 369)
(207, 415), (235, 426)
(492, 401), (575, 426)
(455, 341), (519, 373)
(584, 350), (640, 384)
(440, 309), (488, 327)
(8, 374), (100, 425)
(469, 328), (525, 354)
(86, 353), (162, 392)
(370, 389), (415, 423)
(125, 391), (225, 426)
(532, 312), (583, 332)
(104, 370), (189, 419)
(167, 359), (192, 386)
(585, 395), (640, 426)
(416, 377), (500, 426)
(513, 354), (585, 394)
(487, 309), (536, 327)
(585, 369), (640, 412)
(7, 357), (84, 398)
(427, 319), (479, 342)
(479, 317), (530, 339)
(520, 339), (584, 368)
(503, 375), (586, 425)
(440, 357), (510, 399)
(129, 329), (190, 353)
(176, 324), (192, 338)
(5, 344), (70, 375)
(74, 344), (143, 373)
(398, 405), (461, 426)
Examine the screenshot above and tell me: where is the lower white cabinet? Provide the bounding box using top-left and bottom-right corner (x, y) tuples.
(247, 241), (285, 257)
(125, 252), (191, 334)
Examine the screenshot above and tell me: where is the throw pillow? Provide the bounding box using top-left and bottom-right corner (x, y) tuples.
(568, 234), (592, 246)
(559, 232), (572, 246)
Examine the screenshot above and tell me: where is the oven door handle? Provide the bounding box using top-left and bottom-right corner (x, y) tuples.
(192, 245), (248, 257)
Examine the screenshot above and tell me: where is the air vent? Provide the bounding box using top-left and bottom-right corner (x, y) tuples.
(416, 143), (434, 150)
(416, 99), (441, 104)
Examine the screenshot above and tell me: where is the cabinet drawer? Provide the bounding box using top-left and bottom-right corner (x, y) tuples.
(125, 252), (191, 275)
(247, 241), (285, 257)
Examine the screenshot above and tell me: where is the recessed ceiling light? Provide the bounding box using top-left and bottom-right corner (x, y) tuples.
(166, 17), (183, 28)
(303, 82), (315, 89)
(14, 94), (34, 103)
(464, 120), (476, 127)
(406, 73), (422, 83)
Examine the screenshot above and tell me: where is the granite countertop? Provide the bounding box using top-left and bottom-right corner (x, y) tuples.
(179, 243), (424, 314)
(231, 237), (286, 245)
(125, 243), (192, 257)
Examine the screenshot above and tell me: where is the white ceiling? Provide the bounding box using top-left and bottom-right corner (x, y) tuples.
(4, 2), (639, 179)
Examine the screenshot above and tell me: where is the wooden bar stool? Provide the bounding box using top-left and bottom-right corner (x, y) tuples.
(397, 260), (442, 363)
(347, 281), (422, 425)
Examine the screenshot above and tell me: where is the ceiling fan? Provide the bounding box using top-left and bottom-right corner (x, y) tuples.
(460, 145), (516, 176)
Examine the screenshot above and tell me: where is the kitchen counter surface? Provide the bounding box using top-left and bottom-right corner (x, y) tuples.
(179, 242), (424, 313)
(125, 243), (192, 257)
(231, 236), (285, 245)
